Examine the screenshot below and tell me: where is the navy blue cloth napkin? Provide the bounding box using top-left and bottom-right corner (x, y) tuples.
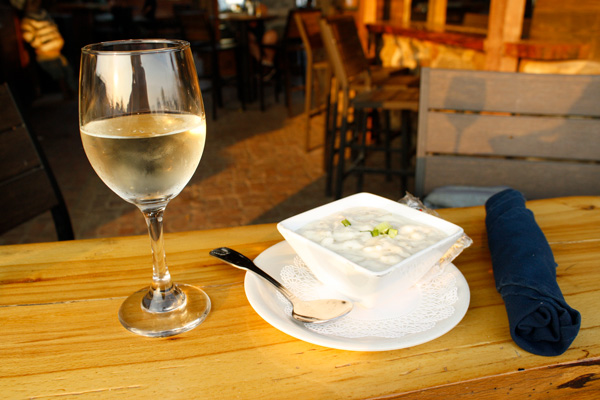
(485, 189), (581, 356)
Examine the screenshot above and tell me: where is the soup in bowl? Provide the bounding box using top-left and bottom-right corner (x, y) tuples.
(277, 193), (465, 305)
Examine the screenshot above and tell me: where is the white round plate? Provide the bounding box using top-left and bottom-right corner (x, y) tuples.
(244, 241), (470, 352)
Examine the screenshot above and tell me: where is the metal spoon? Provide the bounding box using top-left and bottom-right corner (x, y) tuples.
(209, 247), (353, 324)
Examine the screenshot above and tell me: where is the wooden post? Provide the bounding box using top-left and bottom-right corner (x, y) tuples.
(389, 0), (413, 25)
(401, 0), (412, 25)
(358, 0), (378, 54)
(484, 0), (527, 71)
(427, 0), (447, 30)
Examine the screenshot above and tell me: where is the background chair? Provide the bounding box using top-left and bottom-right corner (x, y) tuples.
(415, 67), (600, 205)
(294, 8), (331, 151)
(254, 8), (306, 113)
(0, 83), (74, 240)
(320, 16), (420, 199)
(176, 9), (244, 120)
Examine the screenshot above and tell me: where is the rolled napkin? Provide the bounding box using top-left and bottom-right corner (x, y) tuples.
(485, 189), (581, 356)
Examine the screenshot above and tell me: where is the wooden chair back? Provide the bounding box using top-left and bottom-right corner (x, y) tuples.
(415, 67), (600, 200)
(0, 83), (74, 240)
(320, 15), (371, 93)
(175, 9), (215, 47)
(294, 8), (330, 150)
(294, 9), (326, 65)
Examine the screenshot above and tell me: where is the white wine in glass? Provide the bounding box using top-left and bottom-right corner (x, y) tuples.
(79, 39), (210, 337)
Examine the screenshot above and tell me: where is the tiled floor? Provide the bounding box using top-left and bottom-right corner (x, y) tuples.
(0, 87), (413, 245)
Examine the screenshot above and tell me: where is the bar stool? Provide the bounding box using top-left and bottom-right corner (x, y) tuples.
(320, 15), (420, 199)
(294, 8), (331, 151)
(176, 9), (245, 120)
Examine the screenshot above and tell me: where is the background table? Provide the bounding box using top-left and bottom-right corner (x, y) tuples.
(1, 197), (599, 399)
(219, 13), (278, 104)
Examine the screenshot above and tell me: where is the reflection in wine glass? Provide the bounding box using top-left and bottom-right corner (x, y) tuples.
(79, 39), (210, 337)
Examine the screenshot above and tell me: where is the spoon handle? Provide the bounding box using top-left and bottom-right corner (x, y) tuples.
(209, 247), (295, 301)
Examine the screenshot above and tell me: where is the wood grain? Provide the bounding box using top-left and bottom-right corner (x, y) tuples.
(0, 198), (599, 399)
(416, 68), (600, 200)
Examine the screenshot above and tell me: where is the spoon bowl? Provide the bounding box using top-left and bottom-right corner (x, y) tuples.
(209, 247), (353, 324)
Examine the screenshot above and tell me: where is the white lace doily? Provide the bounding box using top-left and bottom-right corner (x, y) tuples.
(276, 257), (458, 339)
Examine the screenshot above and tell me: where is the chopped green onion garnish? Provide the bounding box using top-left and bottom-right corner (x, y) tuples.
(341, 218), (351, 227)
(388, 228), (398, 238)
(374, 222), (392, 234)
(370, 229), (380, 237)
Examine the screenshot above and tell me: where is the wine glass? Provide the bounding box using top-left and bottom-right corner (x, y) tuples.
(79, 39), (210, 337)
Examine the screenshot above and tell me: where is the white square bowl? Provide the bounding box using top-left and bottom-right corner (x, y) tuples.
(277, 193), (464, 305)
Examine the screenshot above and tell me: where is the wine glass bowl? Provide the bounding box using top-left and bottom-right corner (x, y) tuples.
(79, 39), (210, 337)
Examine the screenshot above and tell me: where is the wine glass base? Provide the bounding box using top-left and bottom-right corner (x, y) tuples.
(118, 284), (211, 337)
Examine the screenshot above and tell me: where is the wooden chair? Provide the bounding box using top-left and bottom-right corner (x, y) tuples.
(415, 67), (600, 204)
(256, 8), (305, 113)
(176, 9), (245, 120)
(320, 15), (420, 199)
(0, 83), (74, 240)
(294, 8), (331, 151)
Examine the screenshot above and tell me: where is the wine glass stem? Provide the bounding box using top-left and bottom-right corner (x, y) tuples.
(141, 206), (186, 313)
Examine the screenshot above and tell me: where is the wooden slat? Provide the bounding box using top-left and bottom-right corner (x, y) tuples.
(420, 156), (600, 199)
(416, 68), (600, 200)
(0, 125), (42, 181)
(296, 10), (324, 51)
(326, 16), (370, 82)
(424, 112), (600, 161)
(0, 168), (59, 234)
(425, 69), (600, 116)
(0, 83), (72, 239)
(0, 85), (23, 132)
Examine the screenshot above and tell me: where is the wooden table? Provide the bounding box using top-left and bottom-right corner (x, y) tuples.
(219, 13), (278, 104)
(366, 21), (487, 52)
(1, 197), (599, 399)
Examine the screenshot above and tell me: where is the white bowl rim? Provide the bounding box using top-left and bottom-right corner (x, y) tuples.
(277, 192), (464, 277)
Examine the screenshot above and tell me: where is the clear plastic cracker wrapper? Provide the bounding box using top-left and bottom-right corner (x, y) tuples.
(398, 192), (473, 269)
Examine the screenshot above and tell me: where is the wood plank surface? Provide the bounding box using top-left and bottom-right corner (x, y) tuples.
(421, 69), (600, 117)
(416, 67), (600, 200)
(0, 84), (22, 132)
(423, 113), (600, 161)
(419, 156), (600, 199)
(366, 22), (486, 51)
(0, 125), (42, 182)
(1, 198), (599, 399)
(424, 69), (600, 116)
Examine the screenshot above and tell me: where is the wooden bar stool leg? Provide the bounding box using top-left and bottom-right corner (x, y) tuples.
(356, 108), (368, 193)
(325, 83), (338, 197)
(384, 110), (392, 182)
(334, 105), (350, 199)
(236, 46), (246, 111)
(400, 109), (411, 193)
(211, 51), (220, 121)
(304, 59), (314, 151)
(259, 46), (266, 112)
